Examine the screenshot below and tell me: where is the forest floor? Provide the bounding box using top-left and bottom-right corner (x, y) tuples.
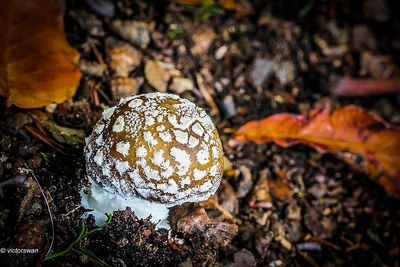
(0, 0), (399, 266)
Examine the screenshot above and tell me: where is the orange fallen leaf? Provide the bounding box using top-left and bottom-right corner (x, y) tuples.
(0, 0), (82, 108)
(191, 27), (216, 55)
(231, 103), (400, 197)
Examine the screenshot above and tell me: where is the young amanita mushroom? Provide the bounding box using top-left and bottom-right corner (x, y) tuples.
(81, 93), (224, 229)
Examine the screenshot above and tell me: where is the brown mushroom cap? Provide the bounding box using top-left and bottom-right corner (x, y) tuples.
(85, 93), (224, 205)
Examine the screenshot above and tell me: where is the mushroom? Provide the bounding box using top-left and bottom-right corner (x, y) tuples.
(81, 93), (224, 229)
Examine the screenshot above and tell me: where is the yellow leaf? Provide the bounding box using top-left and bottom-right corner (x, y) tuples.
(0, 0), (82, 108)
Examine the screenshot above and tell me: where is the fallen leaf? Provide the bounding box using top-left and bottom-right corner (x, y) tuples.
(231, 103), (400, 197)
(0, 0), (82, 108)
(111, 77), (143, 99)
(106, 37), (142, 78)
(176, 205), (238, 246)
(191, 27), (216, 55)
(144, 60), (170, 92)
(170, 77), (194, 94)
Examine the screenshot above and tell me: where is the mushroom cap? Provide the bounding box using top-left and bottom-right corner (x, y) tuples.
(85, 93), (224, 206)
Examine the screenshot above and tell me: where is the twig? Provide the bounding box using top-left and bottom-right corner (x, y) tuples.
(330, 78), (400, 96)
(25, 126), (66, 155)
(195, 73), (220, 116)
(310, 236), (341, 251)
(97, 88), (113, 106)
(88, 80), (101, 107)
(60, 205), (82, 218)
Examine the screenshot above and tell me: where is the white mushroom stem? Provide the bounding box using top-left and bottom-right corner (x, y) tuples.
(80, 179), (171, 229)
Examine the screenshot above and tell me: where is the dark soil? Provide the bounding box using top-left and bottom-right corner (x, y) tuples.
(1, 0), (399, 266)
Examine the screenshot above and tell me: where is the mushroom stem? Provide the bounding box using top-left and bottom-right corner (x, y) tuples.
(81, 179), (171, 229)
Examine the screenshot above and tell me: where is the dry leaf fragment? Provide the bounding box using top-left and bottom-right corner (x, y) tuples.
(106, 37), (142, 78)
(231, 103), (400, 197)
(176, 205), (238, 246)
(144, 60), (171, 92)
(0, 0), (82, 108)
(191, 27), (216, 55)
(111, 77), (143, 99)
(170, 77), (194, 94)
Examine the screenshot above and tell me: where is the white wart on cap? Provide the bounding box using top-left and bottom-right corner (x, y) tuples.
(82, 93), (224, 227)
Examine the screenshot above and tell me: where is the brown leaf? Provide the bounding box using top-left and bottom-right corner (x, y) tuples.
(144, 60), (170, 92)
(0, 0), (82, 108)
(111, 77), (143, 99)
(175, 204), (238, 246)
(191, 27), (216, 55)
(231, 103), (400, 197)
(106, 37), (142, 78)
